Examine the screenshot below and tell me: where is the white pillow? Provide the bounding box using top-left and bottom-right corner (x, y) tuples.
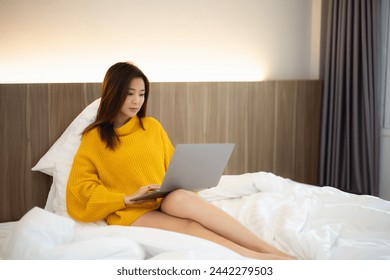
(44, 182), (56, 212)
(52, 160), (73, 214)
(31, 98), (101, 176)
(32, 98), (100, 212)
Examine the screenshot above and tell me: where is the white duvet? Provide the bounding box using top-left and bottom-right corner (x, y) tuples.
(2, 172), (390, 260)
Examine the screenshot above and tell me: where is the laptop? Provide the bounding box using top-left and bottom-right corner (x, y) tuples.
(130, 143), (235, 201)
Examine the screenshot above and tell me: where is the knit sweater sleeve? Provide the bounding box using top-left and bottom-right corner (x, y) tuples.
(66, 152), (126, 223)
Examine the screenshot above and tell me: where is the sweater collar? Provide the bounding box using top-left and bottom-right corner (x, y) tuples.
(114, 116), (140, 136)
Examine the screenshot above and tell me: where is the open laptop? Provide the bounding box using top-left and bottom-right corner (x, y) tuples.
(130, 143), (235, 201)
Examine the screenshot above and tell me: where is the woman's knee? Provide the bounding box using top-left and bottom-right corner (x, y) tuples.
(160, 189), (197, 212)
(165, 189), (196, 203)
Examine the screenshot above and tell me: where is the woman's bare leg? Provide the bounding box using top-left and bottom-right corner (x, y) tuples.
(133, 190), (292, 259)
(132, 210), (289, 260)
(160, 190), (293, 258)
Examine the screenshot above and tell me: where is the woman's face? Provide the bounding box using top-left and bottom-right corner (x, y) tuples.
(115, 77), (145, 127)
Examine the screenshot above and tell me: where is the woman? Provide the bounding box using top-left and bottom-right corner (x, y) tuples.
(66, 61), (295, 260)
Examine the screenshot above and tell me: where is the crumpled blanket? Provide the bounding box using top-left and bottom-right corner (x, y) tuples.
(201, 172), (390, 259)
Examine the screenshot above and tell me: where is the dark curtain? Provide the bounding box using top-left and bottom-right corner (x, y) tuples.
(319, 0), (381, 195)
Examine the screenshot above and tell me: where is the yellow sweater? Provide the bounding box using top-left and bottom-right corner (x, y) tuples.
(66, 116), (174, 226)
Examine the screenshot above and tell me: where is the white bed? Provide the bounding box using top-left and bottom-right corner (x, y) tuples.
(1, 171), (390, 260)
(1, 99), (389, 260)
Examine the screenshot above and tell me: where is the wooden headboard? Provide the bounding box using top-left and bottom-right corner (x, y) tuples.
(0, 81), (322, 222)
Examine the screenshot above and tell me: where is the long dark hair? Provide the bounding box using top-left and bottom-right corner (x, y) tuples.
(83, 62), (150, 149)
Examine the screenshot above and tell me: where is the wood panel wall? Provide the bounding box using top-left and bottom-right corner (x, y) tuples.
(0, 81), (322, 222)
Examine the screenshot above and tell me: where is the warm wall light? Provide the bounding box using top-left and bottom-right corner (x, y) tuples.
(0, 0), (317, 84)
(0, 57), (265, 83)
(141, 60), (266, 82)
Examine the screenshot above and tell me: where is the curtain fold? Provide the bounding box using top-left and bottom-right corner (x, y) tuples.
(319, 0), (380, 195)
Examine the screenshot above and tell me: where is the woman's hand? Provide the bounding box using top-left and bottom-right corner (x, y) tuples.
(124, 184), (160, 205)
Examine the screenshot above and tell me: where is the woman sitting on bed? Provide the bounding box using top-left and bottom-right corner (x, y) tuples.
(66, 61), (295, 260)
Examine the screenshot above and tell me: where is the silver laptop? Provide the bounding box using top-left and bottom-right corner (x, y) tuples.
(130, 143), (235, 201)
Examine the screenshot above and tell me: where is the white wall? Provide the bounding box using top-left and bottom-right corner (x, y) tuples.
(0, 0), (319, 83)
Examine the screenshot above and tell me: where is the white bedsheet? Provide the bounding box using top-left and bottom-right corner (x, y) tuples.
(2, 207), (243, 260)
(0, 221), (15, 259)
(2, 172), (390, 260)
